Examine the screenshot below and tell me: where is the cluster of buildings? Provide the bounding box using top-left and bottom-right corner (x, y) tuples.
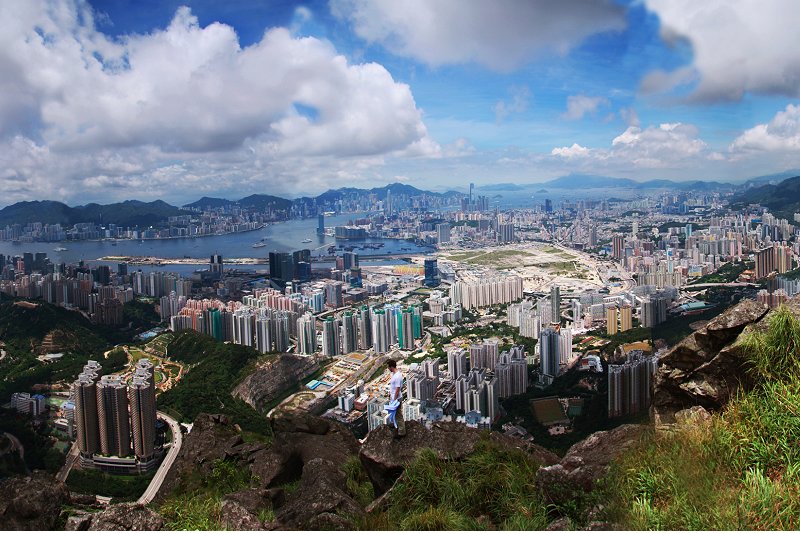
(608, 346), (659, 418)
(71, 360), (162, 473)
(450, 270), (524, 309)
(10, 392), (46, 416)
(0, 216), (267, 243)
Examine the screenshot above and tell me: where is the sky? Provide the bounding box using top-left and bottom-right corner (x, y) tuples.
(1, 0), (800, 207)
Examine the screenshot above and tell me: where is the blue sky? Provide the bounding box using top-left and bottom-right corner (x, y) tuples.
(1, 0), (799, 205)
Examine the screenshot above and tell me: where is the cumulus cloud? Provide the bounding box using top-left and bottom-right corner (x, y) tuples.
(730, 104), (800, 152)
(551, 122), (714, 169)
(0, 0), (440, 205)
(493, 85), (530, 123)
(643, 0), (800, 100)
(551, 143), (590, 158)
(562, 95), (610, 120)
(330, 0), (626, 72)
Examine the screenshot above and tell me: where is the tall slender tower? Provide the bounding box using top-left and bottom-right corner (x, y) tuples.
(96, 375), (132, 457)
(73, 372), (100, 457)
(128, 368), (156, 461)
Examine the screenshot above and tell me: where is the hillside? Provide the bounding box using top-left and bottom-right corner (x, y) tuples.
(0, 199), (189, 227)
(731, 175), (800, 216)
(156, 330), (272, 435)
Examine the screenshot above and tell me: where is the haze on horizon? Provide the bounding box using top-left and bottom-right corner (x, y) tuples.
(2, 0), (800, 207)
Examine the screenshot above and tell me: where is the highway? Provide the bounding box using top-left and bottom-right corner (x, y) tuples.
(56, 441), (79, 482)
(137, 411), (183, 505)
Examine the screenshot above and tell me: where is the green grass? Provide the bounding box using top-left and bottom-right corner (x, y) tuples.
(159, 459), (256, 530)
(603, 305), (800, 530)
(343, 456), (375, 508)
(364, 437), (551, 530)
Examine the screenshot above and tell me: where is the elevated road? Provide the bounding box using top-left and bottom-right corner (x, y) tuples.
(56, 441), (79, 482)
(137, 411), (183, 505)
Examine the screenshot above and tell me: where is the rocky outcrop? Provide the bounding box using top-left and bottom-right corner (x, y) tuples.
(249, 411), (360, 488)
(651, 299), (769, 426)
(154, 413), (267, 502)
(0, 472), (71, 530)
(273, 458), (364, 530)
(232, 354), (319, 412)
(360, 420), (560, 496)
(536, 424), (647, 507)
(87, 503), (164, 531)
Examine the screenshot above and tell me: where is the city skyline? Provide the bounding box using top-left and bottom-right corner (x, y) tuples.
(2, 0), (800, 207)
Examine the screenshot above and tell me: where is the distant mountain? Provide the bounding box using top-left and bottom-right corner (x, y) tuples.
(0, 199), (188, 227)
(542, 174), (638, 188)
(183, 196), (235, 209)
(741, 170), (800, 188)
(314, 182), (461, 203)
(237, 194), (293, 211)
(731, 175), (800, 216)
(477, 183), (525, 192)
(541, 174), (733, 191)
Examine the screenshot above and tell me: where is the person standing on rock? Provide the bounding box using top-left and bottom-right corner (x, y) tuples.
(387, 359), (406, 439)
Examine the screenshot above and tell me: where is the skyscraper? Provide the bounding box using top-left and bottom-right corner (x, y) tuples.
(73, 368), (100, 457)
(210, 254), (224, 278)
(540, 328), (560, 378)
(317, 213), (325, 235)
(128, 371), (156, 461)
(297, 312), (316, 355)
(322, 317), (341, 356)
(550, 285), (561, 325)
(436, 223), (451, 245)
(96, 375), (131, 457)
(447, 348), (468, 379)
(607, 306), (619, 335)
(424, 258), (439, 287)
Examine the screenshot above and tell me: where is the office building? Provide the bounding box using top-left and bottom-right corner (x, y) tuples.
(540, 328), (560, 378)
(424, 258), (439, 287)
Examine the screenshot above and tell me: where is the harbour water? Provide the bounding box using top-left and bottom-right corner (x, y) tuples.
(0, 213), (432, 274)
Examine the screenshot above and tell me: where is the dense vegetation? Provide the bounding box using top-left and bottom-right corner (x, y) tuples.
(157, 331), (272, 435)
(66, 469), (155, 501)
(0, 408), (65, 475)
(159, 459), (258, 529)
(0, 199), (189, 227)
(0, 298), (128, 399)
(731, 175), (800, 218)
(362, 436), (551, 530)
(603, 305), (800, 529)
(689, 260), (749, 284)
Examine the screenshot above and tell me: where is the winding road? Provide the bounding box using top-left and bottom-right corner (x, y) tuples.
(137, 411), (183, 505)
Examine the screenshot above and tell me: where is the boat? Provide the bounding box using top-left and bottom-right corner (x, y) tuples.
(252, 242), (267, 248)
(53, 246), (68, 251)
(301, 238), (312, 243)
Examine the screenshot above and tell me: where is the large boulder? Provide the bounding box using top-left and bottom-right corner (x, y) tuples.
(155, 413), (267, 501)
(0, 472), (71, 530)
(536, 424), (647, 507)
(651, 299), (769, 426)
(87, 503), (164, 531)
(359, 420), (559, 496)
(250, 411), (360, 488)
(273, 458), (364, 530)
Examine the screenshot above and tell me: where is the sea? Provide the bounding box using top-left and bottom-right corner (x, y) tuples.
(0, 213), (432, 275)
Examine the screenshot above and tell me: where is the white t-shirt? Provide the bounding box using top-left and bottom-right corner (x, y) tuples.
(389, 370), (403, 401)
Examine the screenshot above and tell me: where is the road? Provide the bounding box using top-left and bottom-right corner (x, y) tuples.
(137, 411), (183, 505)
(56, 441), (79, 482)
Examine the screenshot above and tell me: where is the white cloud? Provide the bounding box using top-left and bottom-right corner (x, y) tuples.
(0, 0), (441, 205)
(551, 143), (590, 158)
(493, 85), (530, 123)
(730, 104), (800, 153)
(644, 0), (800, 100)
(562, 95), (610, 120)
(330, 0), (626, 72)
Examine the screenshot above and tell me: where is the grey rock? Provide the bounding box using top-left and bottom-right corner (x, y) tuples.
(360, 420), (559, 496)
(0, 472), (71, 530)
(220, 499), (262, 531)
(536, 424), (647, 507)
(88, 503), (164, 531)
